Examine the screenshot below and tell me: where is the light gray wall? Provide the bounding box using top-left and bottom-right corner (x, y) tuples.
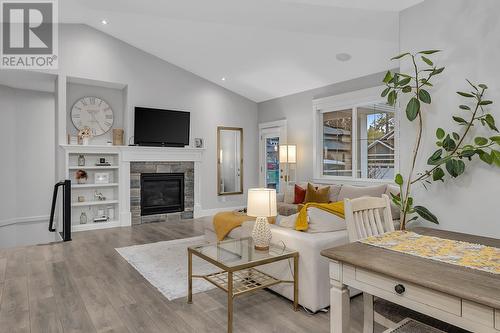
(0, 84), (56, 245)
(399, 0), (500, 237)
(58, 24), (259, 210)
(258, 71), (388, 182)
(66, 82), (125, 145)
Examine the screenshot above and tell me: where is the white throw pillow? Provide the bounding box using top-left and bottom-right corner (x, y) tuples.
(279, 213), (297, 229)
(306, 207), (346, 233)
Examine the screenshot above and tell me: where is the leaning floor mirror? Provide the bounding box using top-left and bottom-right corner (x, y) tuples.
(217, 127), (243, 195)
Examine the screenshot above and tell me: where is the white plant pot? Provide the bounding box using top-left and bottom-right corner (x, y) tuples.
(82, 137), (90, 145)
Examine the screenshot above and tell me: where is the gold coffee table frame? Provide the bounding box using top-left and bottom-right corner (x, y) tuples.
(188, 237), (299, 333)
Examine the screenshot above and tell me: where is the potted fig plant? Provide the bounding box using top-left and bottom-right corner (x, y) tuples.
(382, 50), (500, 230)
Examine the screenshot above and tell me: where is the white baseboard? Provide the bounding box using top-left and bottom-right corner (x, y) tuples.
(0, 215), (49, 228)
(194, 206), (245, 218)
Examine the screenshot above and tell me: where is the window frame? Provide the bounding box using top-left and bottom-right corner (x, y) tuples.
(312, 86), (399, 184)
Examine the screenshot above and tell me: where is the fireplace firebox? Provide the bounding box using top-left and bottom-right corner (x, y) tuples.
(140, 173), (185, 216)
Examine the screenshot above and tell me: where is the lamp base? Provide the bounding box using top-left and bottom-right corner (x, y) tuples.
(252, 216), (272, 250)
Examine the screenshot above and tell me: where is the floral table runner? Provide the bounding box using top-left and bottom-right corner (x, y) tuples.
(360, 231), (500, 274)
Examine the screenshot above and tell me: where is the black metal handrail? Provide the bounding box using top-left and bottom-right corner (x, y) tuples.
(48, 180), (71, 242)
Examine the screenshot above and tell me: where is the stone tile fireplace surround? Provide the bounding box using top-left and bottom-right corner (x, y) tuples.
(130, 161), (194, 224)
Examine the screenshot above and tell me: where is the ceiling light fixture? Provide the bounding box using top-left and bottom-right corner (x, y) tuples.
(221, 77), (226, 81)
(101, 19), (109, 25)
(336, 53), (352, 62)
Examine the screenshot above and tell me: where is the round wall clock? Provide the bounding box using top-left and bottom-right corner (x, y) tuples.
(71, 97), (114, 136)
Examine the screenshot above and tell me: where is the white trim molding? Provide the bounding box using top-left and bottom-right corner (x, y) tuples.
(312, 86), (400, 184)
(0, 215), (49, 228)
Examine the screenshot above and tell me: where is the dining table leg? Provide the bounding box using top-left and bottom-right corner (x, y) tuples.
(227, 271), (233, 333)
(330, 282), (350, 333)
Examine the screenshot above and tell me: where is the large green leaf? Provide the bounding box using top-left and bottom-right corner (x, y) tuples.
(457, 91), (475, 98)
(414, 206), (439, 224)
(388, 90), (397, 106)
(421, 56), (433, 66)
(459, 105), (471, 111)
(381, 87), (391, 98)
(477, 149), (493, 164)
(391, 53), (411, 60)
(383, 71), (393, 83)
(398, 77), (411, 87)
(427, 149), (443, 165)
(484, 114), (499, 132)
(395, 173), (403, 186)
(418, 89), (431, 104)
(446, 159), (459, 177)
(442, 135), (456, 152)
(432, 167), (445, 182)
(492, 150), (500, 167)
(402, 86), (412, 93)
(490, 136), (500, 144)
(436, 128), (445, 139)
(418, 50), (441, 55)
(479, 100), (493, 106)
(452, 116), (468, 125)
(475, 137), (489, 146)
(406, 97), (420, 121)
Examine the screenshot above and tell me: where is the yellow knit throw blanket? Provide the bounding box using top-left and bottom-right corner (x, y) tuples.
(295, 201), (345, 231)
(213, 211), (275, 241)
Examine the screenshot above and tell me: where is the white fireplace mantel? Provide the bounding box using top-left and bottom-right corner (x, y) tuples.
(60, 145), (205, 230)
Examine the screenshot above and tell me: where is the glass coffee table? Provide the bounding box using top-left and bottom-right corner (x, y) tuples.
(188, 237), (299, 333)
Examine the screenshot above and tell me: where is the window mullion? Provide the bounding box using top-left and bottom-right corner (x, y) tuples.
(351, 107), (358, 179)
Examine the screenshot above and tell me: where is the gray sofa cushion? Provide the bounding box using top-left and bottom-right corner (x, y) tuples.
(338, 184), (387, 201)
(277, 202), (299, 216)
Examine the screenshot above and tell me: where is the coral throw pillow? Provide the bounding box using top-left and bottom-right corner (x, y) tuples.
(293, 184), (307, 204)
(304, 183), (330, 203)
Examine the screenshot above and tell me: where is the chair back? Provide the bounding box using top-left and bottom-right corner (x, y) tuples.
(344, 194), (394, 242)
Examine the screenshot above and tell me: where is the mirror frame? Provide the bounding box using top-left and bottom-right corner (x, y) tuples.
(217, 126), (244, 196)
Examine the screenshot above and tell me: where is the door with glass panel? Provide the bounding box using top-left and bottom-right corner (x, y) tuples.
(260, 127), (282, 192)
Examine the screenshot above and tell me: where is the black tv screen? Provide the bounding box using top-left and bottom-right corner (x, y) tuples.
(134, 107), (190, 147)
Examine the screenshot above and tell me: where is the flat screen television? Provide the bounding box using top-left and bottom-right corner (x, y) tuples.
(134, 107), (190, 147)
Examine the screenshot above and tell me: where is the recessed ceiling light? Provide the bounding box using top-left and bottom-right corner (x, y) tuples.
(221, 77), (226, 81)
(336, 53), (352, 62)
(101, 19), (109, 25)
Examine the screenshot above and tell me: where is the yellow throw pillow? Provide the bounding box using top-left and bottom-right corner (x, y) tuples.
(304, 183), (330, 203)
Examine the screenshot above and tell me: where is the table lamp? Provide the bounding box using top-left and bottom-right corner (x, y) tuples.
(247, 188), (277, 250)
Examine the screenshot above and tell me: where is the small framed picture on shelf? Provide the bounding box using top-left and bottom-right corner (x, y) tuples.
(194, 138), (204, 148)
(95, 172), (110, 184)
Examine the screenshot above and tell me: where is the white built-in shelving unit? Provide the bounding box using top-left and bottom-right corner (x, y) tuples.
(63, 145), (122, 232)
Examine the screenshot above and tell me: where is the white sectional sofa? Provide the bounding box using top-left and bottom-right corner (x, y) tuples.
(203, 183), (399, 312)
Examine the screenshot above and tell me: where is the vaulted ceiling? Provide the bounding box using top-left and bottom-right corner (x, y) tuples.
(60, 0), (423, 102)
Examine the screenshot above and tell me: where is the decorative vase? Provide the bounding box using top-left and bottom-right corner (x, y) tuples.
(252, 217), (272, 250)
(82, 137), (90, 145)
(77, 177), (87, 184)
(78, 154), (85, 166)
(80, 212), (88, 224)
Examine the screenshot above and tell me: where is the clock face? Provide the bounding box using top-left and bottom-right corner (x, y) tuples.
(71, 97), (114, 136)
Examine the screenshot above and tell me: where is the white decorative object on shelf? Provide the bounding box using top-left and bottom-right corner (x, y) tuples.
(247, 188), (277, 250)
(95, 172), (110, 184)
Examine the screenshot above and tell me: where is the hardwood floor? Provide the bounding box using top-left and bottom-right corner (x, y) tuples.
(0, 219), (381, 333)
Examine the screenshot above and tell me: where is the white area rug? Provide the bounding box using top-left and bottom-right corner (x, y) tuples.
(116, 236), (218, 300)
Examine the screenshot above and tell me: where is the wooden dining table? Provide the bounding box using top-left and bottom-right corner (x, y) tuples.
(321, 227), (500, 333)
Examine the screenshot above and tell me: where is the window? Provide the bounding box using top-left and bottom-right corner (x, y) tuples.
(314, 87), (398, 182)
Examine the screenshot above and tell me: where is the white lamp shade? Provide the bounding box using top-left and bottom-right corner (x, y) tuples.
(247, 188), (277, 217)
(279, 145), (297, 164)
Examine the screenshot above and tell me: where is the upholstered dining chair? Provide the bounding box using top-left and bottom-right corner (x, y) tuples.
(344, 194), (396, 333)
